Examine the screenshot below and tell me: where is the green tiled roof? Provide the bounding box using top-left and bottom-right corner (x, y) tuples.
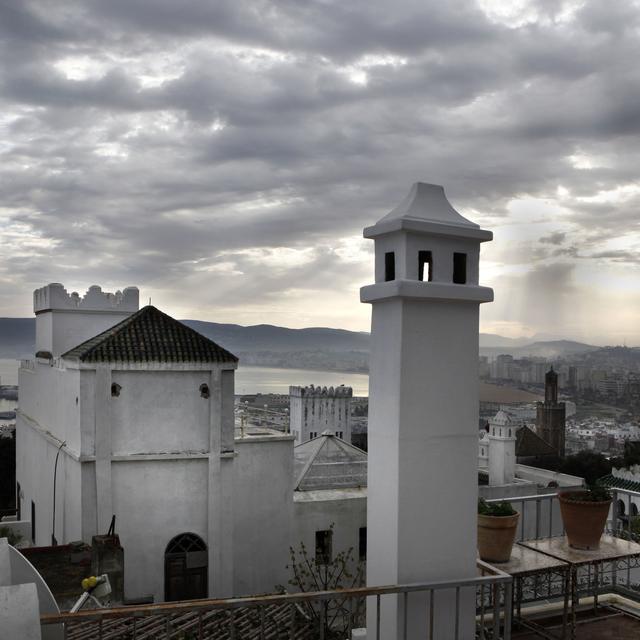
(62, 305), (238, 364)
(599, 474), (640, 493)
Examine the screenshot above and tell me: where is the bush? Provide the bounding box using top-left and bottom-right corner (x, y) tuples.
(0, 526), (23, 546)
(561, 485), (611, 502)
(478, 498), (516, 516)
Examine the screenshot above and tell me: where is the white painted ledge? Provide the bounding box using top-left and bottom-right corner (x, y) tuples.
(360, 280), (494, 304)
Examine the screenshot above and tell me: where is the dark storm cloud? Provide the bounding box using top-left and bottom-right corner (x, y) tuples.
(1, 0), (639, 334)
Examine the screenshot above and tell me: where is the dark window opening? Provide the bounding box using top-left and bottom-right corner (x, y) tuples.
(384, 252), (395, 281)
(418, 251), (433, 282)
(359, 527), (367, 561)
(618, 499), (626, 516)
(111, 383), (121, 397)
(315, 529), (333, 565)
(199, 383), (210, 399)
(632, 503), (639, 517)
(16, 482), (21, 521)
(31, 500), (36, 543)
(453, 253), (467, 284)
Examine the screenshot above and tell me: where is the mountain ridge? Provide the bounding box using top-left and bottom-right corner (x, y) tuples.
(0, 316), (607, 365)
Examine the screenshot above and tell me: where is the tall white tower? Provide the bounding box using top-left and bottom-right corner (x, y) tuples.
(289, 384), (352, 444)
(361, 183), (493, 638)
(488, 410), (517, 486)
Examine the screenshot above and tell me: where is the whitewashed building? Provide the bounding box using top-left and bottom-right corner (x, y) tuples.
(292, 431), (367, 569)
(17, 284), (294, 603)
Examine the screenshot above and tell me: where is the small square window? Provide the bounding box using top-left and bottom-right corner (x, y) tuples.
(453, 253), (467, 284)
(418, 251), (432, 282)
(384, 252), (395, 281)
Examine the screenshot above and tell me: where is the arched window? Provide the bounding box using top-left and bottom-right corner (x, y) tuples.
(617, 499), (626, 516)
(508, 429), (512, 437)
(632, 503), (638, 517)
(165, 533), (208, 601)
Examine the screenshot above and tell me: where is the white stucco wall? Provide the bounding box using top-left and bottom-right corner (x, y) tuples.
(19, 362), (81, 453)
(111, 459), (209, 602)
(37, 310), (133, 358)
(15, 416), (83, 547)
(233, 437), (294, 595)
(110, 371), (210, 455)
(292, 491), (367, 581)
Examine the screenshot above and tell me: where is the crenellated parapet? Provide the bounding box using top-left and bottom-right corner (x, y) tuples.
(289, 384), (353, 398)
(34, 283), (139, 314)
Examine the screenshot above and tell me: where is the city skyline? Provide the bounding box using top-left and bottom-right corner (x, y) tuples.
(1, 1), (640, 345)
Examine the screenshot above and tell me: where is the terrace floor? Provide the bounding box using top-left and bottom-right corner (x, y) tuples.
(513, 606), (640, 639)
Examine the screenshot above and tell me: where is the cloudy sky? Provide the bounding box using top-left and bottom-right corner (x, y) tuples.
(1, 0), (639, 344)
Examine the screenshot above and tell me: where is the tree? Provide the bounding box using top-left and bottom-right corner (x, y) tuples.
(278, 524), (365, 638)
(559, 451), (612, 485)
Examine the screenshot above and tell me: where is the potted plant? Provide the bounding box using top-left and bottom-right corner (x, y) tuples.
(477, 499), (520, 563)
(558, 485), (612, 550)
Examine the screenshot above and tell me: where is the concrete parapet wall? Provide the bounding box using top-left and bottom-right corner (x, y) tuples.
(34, 284), (139, 314)
(289, 384), (353, 398)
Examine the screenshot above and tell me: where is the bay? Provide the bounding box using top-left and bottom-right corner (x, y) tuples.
(0, 359), (369, 397)
(0, 358), (18, 386)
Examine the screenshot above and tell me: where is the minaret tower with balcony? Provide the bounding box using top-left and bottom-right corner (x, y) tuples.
(361, 183), (493, 638)
(537, 368), (566, 457)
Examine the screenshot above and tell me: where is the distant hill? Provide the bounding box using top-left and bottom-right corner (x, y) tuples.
(182, 320), (370, 353)
(0, 316), (605, 372)
(0, 318), (34, 358)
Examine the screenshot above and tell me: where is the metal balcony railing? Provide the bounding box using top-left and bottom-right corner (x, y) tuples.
(41, 561), (513, 640)
(486, 488), (640, 598)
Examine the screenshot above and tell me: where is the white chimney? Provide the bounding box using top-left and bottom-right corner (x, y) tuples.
(361, 183), (493, 638)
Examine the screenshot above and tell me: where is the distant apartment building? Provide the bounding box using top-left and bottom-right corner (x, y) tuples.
(494, 354), (514, 379)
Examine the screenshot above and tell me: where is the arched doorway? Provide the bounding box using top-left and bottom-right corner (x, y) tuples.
(164, 533), (208, 601)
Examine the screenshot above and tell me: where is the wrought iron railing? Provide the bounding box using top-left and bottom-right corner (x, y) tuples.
(41, 562), (513, 640)
(486, 488), (640, 599)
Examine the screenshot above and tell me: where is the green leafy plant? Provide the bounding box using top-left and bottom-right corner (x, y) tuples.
(562, 485), (611, 502)
(478, 498), (516, 517)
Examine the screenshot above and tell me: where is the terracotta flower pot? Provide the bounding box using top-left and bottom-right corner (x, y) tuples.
(558, 491), (612, 550)
(478, 512), (520, 563)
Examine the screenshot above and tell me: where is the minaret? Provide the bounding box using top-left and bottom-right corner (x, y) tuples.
(361, 183), (493, 639)
(488, 410), (517, 485)
(537, 368), (566, 457)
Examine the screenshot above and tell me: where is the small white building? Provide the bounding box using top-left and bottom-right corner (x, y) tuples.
(17, 284), (294, 603)
(292, 432), (367, 573)
(289, 384), (352, 445)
